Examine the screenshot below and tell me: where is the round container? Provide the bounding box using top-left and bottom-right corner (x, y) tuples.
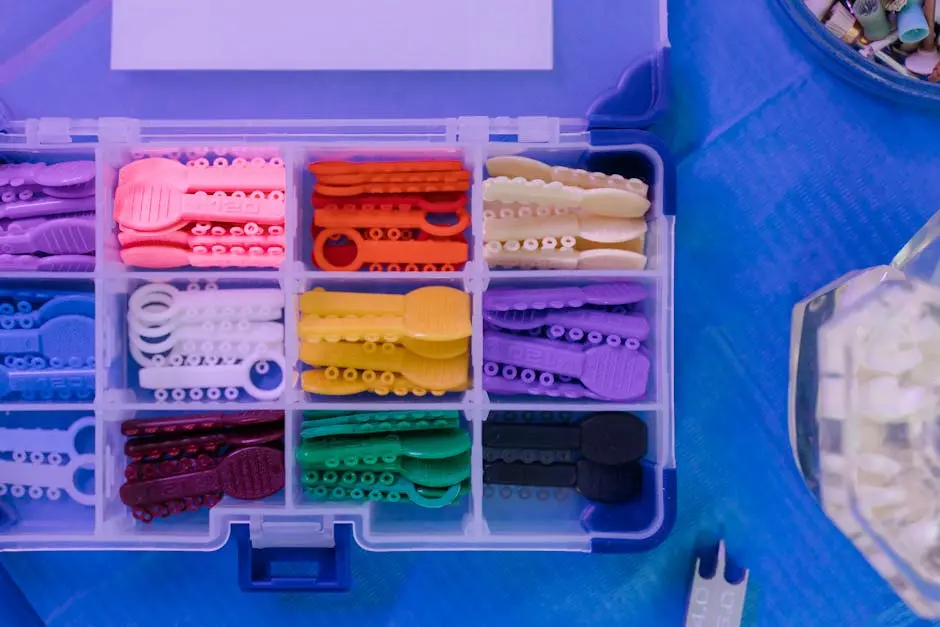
(790, 212), (940, 618)
(777, 0), (940, 107)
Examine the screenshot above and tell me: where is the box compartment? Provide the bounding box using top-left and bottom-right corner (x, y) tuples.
(103, 277), (290, 405)
(0, 148), (97, 274)
(0, 411), (95, 542)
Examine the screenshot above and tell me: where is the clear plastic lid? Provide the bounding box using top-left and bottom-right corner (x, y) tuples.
(779, 0), (940, 106)
(0, 1), (669, 128)
(790, 211), (940, 617)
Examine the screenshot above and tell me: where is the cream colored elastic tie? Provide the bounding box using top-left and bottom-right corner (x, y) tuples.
(482, 177), (650, 219)
(486, 156), (649, 197)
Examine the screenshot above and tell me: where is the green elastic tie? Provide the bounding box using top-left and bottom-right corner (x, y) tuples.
(296, 429), (470, 469)
(301, 410), (460, 439)
(301, 452), (470, 488)
(304, 477), (469, 508)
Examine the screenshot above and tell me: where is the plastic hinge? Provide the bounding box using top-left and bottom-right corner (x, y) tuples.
(455, 116), (490, 143)
(235, 521), (352, 592)
(99, 117), (141, 143)
(249, 515), (335, 549)
(25, 118), (72, 145)
(516, 116), (560, 143)
(484, 116), (563, 143)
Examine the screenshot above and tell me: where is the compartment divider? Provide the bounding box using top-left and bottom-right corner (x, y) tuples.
(469, 144), (486, 283)
(93, 409), (106, 534)
(284, 144), (304, 450)
(468, 406), (485, 537)
(94, 142), (116, 405)
(0, 402), (96, 413)
(284, 273), (301, 406)
(93, 145), (108, 275)
(97, 409), (132, 537)
(300, 271), (463, 283)
(94, 278), (107, 403)
(95, 142), (118, 275)
(656, 260), (675, 469)
(468, 146), (487, 409)
(469, 286), (485, 408)
(102, 401), (290, 412)
(112, 270), (284, 282)
(283, 145), (304, 276)
(295, 401), (467, 412)
(283, 409), (301, 509)
(490, 269), (663, 280)
(488, 402), (665, 413)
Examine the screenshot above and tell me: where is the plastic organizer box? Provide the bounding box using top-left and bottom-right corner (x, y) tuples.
(0, 0), (675, 591)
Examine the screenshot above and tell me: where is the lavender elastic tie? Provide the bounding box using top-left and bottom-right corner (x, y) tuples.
(482, 375), (606, 400)
(0, 215), (95, 255)
(483, 331), (649, 401)
(0, 255), (94, 272)
(0, 162), (95, 188)
(0, 197), (95, 220)
(484, 308), (651, 341)
(0, 184), (95, 202)
(483, 283), (648, 312)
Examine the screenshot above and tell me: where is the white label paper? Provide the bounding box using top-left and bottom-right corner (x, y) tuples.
(111, 0), (554, 71)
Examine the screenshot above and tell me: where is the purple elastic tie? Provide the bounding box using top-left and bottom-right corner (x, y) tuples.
(0, 182), (96, 203)
(483, 283), (648, 312)
(33, 161), (96, 188)
(482, 375), (606, 400)
(0, 255), (95, 272)
(43, 182), (96, 199)
(482, 331), (649, 401)
(0, 185), (39, 203)
(0, 215), (95, 255)
(484, 308), (651, 342)
(0, 197), (95, 220)
(0, 162), (95, 189)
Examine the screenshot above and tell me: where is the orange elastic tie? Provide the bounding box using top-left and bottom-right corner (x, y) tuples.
(313, 206), (468, 239)
(313, 228), (467, 272)
(311, 193), (467, 214)
(309, 160), (465, 176)
(311, 160), (471, 196)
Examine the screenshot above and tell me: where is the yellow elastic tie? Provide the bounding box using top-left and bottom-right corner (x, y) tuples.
(301, 369), (469, 397)
(299, 286), (471, 342)
(300, 341), (469, 391)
